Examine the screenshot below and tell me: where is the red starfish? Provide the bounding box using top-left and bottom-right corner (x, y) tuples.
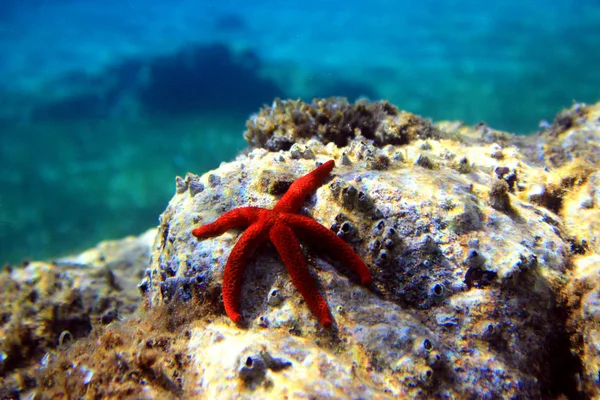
(192, 160), (372, 328)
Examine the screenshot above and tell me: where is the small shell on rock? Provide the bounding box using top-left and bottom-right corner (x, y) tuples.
(267, 288), (284, 307)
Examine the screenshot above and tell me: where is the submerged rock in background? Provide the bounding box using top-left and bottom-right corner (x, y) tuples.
(2, 99), (600, 399)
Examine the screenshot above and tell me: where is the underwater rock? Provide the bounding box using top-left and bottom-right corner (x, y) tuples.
(0, 229), (154, 391)
(3, 99), (600, 398)
(244, 97), (440, 150)
(140, 100), (593, 398)
(533, 103), (600, 168)
(563, 254), (600, 399)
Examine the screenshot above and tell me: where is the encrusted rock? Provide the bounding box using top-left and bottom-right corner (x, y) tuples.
(489, 179), (511, 212)
(0, 230), (154, 390)
(141, 130), (574, 397)
(5, 99), (600, 399)
(244, 98), (440, 151)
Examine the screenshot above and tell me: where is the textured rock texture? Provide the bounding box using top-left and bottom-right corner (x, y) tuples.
(0, 229), (154, 396)
(2, 99), (600, 399)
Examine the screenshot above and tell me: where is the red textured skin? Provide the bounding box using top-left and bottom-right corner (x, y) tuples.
(191, 160), (371, 328)
(270, 219), (333, 328)
(273, 159), (335, 214)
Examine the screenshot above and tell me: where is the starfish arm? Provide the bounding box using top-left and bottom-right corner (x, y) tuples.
(273, 160), (335, 214)
(222, 218), (271, 324)
(282, 214), (372, 286)
(192, 206), (262, 239)
(270, 220), (333, 328)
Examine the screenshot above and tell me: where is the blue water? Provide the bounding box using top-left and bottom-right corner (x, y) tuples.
(1, 0), (599, 262)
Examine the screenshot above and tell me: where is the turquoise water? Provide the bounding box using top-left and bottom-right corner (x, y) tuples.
(1, 0), (599, 262)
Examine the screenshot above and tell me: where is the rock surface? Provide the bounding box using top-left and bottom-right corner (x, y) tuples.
(2, 99), (600, 399)
(0, 229), (155, 397)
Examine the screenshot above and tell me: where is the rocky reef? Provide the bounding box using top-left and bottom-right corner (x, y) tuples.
(1, 98), (600, 399)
